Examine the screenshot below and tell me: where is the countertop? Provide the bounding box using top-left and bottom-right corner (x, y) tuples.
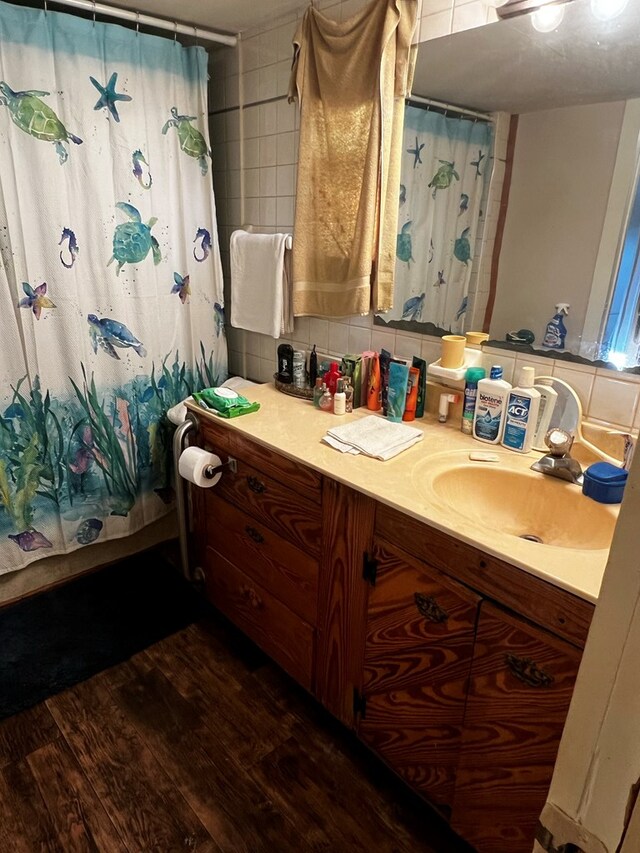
(186, 383), (619, 604)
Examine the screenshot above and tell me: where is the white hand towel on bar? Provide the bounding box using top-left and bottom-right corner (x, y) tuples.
(230, 231), (292, 338)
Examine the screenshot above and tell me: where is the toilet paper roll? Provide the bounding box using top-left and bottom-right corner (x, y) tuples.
(178, 446), (223, 488)
(167, 397), (193, 426)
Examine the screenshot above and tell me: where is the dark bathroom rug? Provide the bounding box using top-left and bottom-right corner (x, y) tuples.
(0, 550), (204, 720)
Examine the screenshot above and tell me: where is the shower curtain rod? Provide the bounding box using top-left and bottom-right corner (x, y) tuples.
(47, 0), (238, 47)
(407, 94), (492, 122)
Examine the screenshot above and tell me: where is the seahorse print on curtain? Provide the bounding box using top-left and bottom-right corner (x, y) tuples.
(0, 0), (227, 576)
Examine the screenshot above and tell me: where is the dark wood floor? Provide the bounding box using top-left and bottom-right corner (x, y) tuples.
(0, 609), (473, 852)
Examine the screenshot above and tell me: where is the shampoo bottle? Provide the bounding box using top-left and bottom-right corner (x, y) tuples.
(472, 365), (511, 444)
(502, 367), (541, 453)
(542, 303), (570, 350)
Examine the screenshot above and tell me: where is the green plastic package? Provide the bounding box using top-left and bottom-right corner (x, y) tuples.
(192, 387), (260, 418)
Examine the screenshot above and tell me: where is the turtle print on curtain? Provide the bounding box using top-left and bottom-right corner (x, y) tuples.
(377, 105), (492, 333)
(0, 0), (227, 576)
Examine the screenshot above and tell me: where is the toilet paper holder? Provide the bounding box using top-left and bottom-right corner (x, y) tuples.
(203, 455), (237, 479)
(174, 412), (238, 585)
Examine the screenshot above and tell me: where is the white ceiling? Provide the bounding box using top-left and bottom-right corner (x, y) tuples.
(108, 0), (304, 36)
(412, 0), (640, 114)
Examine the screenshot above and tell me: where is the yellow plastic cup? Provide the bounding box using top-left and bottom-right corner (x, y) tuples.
(440, 335), (467, 369)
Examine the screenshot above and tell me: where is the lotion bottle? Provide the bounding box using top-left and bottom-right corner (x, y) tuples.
(473, 365), (511, 444)
(333, 379), (346, 415)
(502, 367), (541, 453)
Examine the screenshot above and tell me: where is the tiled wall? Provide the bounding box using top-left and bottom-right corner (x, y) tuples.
(481, 346), (640, 434)
(207, 0), (639, 435)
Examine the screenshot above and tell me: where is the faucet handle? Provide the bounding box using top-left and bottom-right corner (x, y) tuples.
(544, 427), (574, 457)
(607, 431), (636, 471)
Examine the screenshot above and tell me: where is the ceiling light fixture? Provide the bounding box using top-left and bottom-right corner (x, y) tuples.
(590, 0), (629, 19)
(531, 2), (566, 29)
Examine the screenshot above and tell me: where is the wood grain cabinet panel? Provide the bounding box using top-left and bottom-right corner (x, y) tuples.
(358, 539), (480, 810)
(215, 457), (322, 557)
(204, 547), (315, 691)
(204, 491), (319, 625)
(451, 601), (582, 853)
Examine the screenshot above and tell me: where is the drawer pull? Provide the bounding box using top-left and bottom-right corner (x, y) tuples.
(414, 592), (448, 623)
(247, 475), (266, 494)
(505, 653), (554, 688)
(240, 584), (263, 609)
(245, 525), (264, 544)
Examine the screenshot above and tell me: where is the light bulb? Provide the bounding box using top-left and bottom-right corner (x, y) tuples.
(590, 0), (629, 19)
(531, 2), (565, 31)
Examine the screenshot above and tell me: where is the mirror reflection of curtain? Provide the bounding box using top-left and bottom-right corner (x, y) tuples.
(378, 105), (492, 333)
(0, 3), (227, 577)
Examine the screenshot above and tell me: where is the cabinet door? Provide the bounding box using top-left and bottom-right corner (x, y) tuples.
(358, 538), (480, 809)
(451, 601), (582, 853)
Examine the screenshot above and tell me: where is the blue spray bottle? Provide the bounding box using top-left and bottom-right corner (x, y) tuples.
(542, 303), (570, 350)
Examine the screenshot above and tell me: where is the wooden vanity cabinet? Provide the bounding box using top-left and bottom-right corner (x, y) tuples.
(190, 419), (595, 853)
(371, 504), (592, 853)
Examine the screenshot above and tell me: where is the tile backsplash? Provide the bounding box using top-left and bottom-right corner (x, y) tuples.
(228, 321), (640, 434)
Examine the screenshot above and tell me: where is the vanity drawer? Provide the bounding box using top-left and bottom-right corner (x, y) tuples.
(204, 491), (319, 624)
(198, 417), (322, 505)
(375, 504), (594, 648)
(204, 548), (315, 691)
(215, 457), (322, 556)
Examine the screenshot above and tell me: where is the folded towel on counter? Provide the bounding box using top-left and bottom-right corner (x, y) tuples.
(230, 231), (293, 338)
(322, 415), (423, 460)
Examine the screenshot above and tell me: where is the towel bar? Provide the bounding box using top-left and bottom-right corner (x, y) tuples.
(241, 224), (292, 250)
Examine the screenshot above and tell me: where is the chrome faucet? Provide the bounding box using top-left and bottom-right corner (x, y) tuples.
(530, 428), (583, 485)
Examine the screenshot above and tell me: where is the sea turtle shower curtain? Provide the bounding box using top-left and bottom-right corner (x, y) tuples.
(377, 105), (492, 333)
(0, 1), (227, 575)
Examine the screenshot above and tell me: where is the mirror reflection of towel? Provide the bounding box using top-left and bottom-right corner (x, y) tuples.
(230, 231), (293, 338)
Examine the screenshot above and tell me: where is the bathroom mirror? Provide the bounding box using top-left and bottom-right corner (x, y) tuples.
(410, 0), (640, 373)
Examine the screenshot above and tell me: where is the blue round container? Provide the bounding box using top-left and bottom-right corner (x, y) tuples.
(582, 462), (628, 504)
